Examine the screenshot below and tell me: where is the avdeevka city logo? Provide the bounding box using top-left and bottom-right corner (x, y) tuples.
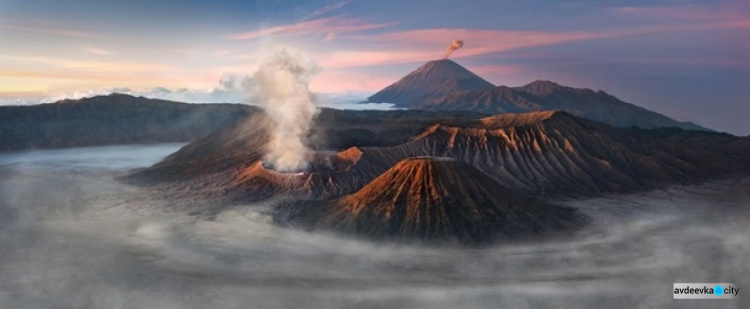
(715, 285), (724, 296)
(673, 283), (738, 299)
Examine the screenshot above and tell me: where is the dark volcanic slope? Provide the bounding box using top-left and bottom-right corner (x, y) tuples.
(629, 127), (750, 164)
(0, 94), (257, 151)
(367, 59), (494, 108)
(418, 80), (706, 131)
(128, 110), (749, 208)
(280, 157), (579, 244)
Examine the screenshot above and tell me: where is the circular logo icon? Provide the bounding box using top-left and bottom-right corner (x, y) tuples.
(715, 285), (724, 295)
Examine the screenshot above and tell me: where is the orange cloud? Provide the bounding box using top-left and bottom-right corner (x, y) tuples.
(227, 17), (394, 40)
(317, 50), (435, 69)
(83, 46), (112, 55)
(315, 29), (611, 69)
(368, 28), (608, 56)
(61, 61), (177, 73)
(0, 69), (80, 79)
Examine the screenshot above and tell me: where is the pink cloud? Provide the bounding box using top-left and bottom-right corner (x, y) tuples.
(315, 29), (613, 69)
(368, 28), (608, 57)
(317, 50), (435, 69)
(311, 69), (398, 92)
(227, 17), (394, 40)
(316, 19), (750, 70)
(613, 5), (747, 22)
(83, 46), (112, 55)
(469, 64), (522, 76)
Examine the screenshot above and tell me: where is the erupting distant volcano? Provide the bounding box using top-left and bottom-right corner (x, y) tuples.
(367, 59), (494, 108)
(367, 59), (706, 130)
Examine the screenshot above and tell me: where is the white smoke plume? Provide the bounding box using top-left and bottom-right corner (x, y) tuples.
(444, 39), (464, 58)
(240, 47), (320, 172)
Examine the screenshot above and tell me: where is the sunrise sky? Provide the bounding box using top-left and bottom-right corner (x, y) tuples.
(0, 0), (748, 134)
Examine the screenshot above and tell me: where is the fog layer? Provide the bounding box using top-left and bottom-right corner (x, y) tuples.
(0, 145), (747, 309)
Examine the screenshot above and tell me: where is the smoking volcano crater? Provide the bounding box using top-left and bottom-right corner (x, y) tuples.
(260, 150), (361, 175)
(224, 145), (372, 203)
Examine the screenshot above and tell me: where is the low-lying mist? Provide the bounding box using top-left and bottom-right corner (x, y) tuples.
(0, 144), (748, 309)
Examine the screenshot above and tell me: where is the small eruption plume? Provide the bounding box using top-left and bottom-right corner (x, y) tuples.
(236, 47), (320, 172)
(444, 39), (464, 58)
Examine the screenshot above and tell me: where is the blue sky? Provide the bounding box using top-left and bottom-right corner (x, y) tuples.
(0, 0), (748, 134)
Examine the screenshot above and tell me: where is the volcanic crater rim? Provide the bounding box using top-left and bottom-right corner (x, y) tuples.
(259, 148), (364, 175)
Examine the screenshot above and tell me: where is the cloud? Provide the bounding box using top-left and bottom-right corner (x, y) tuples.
(0, 54), (177, 74)
(470, 64), (522, 76)
(60, 60), (177, 73)
(227, 17), (394, 40)
(0, 22), (99, 39)
(170, 49), (197, 57)
(0, 85), (399, 111)
(315, 90), (397, 110)
(318, 16), (750, 70)
(0, 70), (396, 110)
(0, 83), (241, 106)
(315, 29), (610, 69)
(612, 5), (746, 21)
(311, 68), (398, 92)
(304, 0), (355, 20)
(84, 46), (113, 55)
(317, 50), (430, 69)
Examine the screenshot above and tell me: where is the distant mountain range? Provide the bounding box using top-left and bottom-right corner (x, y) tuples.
(0, 94), (256, 152)
(367, 59), (706, 131)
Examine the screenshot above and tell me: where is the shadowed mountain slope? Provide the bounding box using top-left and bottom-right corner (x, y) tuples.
(417, 81), (706, 131)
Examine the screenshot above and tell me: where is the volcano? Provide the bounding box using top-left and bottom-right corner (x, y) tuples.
(369, 60), (706, 131)
(125, 108), (750, 243)
(367, 59), (494, 108)
(279, 157), (580, 244)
